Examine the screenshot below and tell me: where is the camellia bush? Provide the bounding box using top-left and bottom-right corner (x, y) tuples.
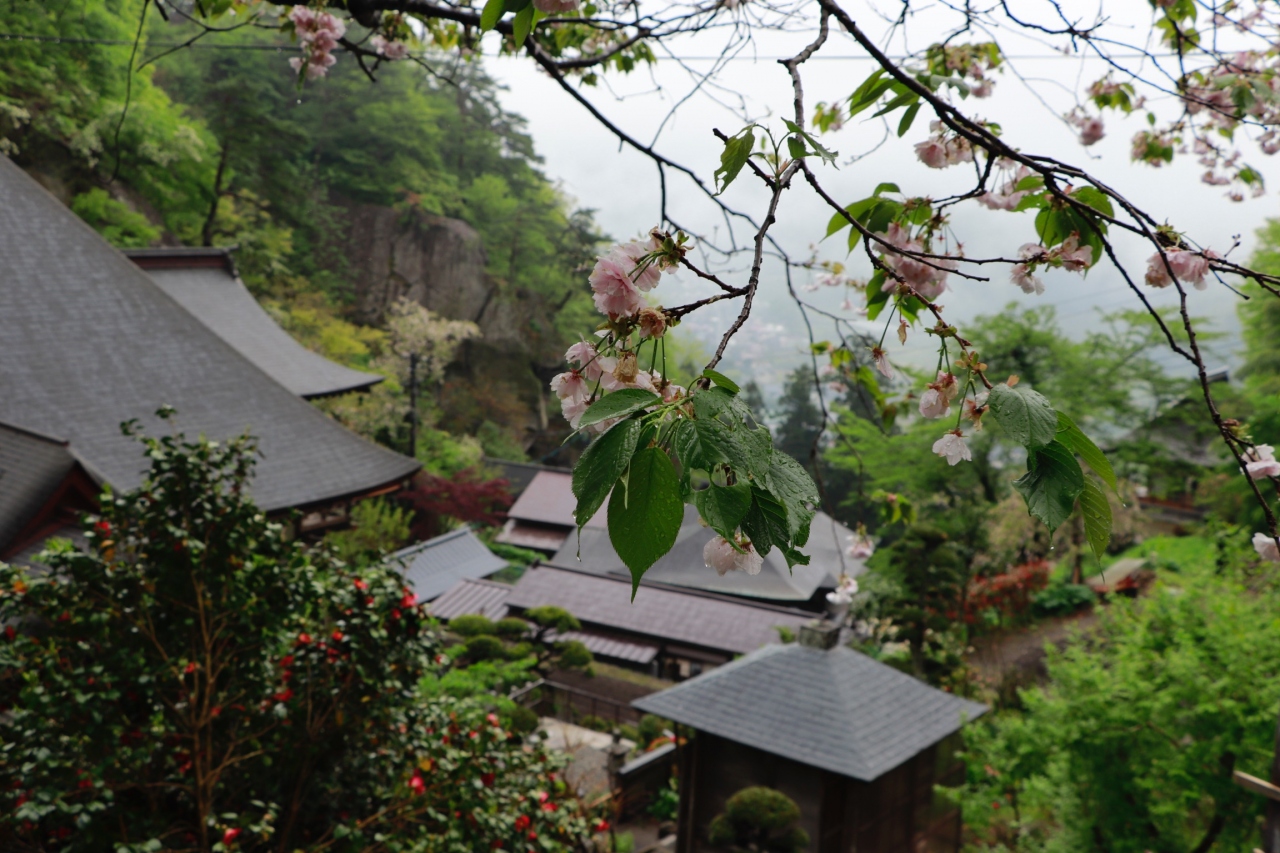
(0, 415), (591, 853)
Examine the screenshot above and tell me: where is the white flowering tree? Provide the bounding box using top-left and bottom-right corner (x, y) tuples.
(162, 4), (1280, 583)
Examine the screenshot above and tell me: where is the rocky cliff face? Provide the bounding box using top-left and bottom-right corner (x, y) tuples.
(339, 202), (569, 457)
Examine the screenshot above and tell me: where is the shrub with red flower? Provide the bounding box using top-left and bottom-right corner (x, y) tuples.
(964, 560), (1051, 626)
(0, 417), (587, 851)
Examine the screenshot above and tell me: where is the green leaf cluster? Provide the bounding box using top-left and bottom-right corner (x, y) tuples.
(570, 376), (819, 594)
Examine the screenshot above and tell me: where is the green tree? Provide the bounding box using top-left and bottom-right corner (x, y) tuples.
(706, 787), (809, 853)
(774, 367), (824, 466)
(960, 556), (1280, 853)
(0, 417), (588, 852)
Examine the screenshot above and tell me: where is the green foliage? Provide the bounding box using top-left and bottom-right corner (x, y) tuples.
(1031, 582), (1097, 617)
(70, 189), (160, 248)
(647, 778), (680, 821)
(637, 714), (670, 747)
(0, 419), (586, 851)
(962, 558), (1280, 852)
(494, 617), (531, 639)
(706, 787), (809, 853)
(323, 498), (413, 567)
(524, 606), (581, 634)
(449, 614), (497, 638)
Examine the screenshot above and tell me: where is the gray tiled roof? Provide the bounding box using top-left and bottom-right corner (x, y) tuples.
(0, 422), (78, 553)
(552, 503), (864, 602)
(391, 526), (509, 601)
(0, 156), (419, 512)
(429, 578), (512, 620)
(134, 255), (381, 399)
(506, 566), (813, 655)
(633, 644), (987, 781)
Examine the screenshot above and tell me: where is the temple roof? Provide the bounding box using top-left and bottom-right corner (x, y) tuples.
(0, 156), (418, 513)
(127, 248), (381, 399)
(635, 643), (987, 781)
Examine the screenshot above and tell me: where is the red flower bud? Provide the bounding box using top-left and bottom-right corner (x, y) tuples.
(481, 772), (495, 787)
(487, 713), (501, 726)
(402, 589), (417, 608)
(280, 655), (294, 667)
(296, 633), (312, 646)
(94, 520), (111, 535)
(514, 815), (531, 832)
(409, 772), (426, 795)
(595, 820), (610, 833)
(184, 661), (197, 674)
(4, 626), (15, 641)
(353, 579), (368, 591)
(223, 827), (242, 845)
(331, 630), (344, 642)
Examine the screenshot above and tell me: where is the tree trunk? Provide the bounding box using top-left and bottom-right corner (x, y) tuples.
(201, 143), (231, 247)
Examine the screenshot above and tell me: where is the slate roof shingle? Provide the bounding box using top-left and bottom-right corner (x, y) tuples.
(633, 643), (987, 782)
(505, 566), (813, 656)
(391, 527), (509, 601)
(129, 249), (382, 399)
(0, 156), (419, 512)
(428, 578), (512, 621)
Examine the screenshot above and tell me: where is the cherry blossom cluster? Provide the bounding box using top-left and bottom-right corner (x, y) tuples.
(875, 222), (956, 301)
(1144, 247), (1216, 290)
(977, 162), (1033, 211)
(1236, 444), (1279, 563)
(703, 534), (764, 576)
(287, 5), (346, 80)
(1010, 235), (1093, 296)
(914, 120), (975, 169)
(1067, 109), (1106, 147)
(924, 42), (1001, 99)
(844, 528), (874, 560)
(370, 35), (410, 60)
(911, 369), (990, 467)
(550, 231), (688, 431)
(825, 574), (860, 607)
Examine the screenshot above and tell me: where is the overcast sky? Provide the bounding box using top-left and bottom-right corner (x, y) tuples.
(485, 3), (1280, 396)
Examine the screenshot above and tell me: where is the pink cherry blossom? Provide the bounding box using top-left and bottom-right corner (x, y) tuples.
(370, 35), (410, 60)
(915, 138), (949, 169)
(846, 533), (874, 560)
(935, 371), (960, 402)
(1011, 264), (1044, 295)
(703, 536), (763, 576)
(612, 241), (662, 292)
(565, 341), (601, 377)
(1057, 234), (1094, 272)
(1244, 444), (1280, 479)
(962, 391), (989, 430)
(589, 254), (644, 318)
(1254, 532), (1280, 562)
(1145, 249), (1211, 289)
(932, 430), (972, 466)
(919, 389), (947, 419)
(1079, 116), (1105, 146)
(550, 371), (588, 404)
(561, 397), (589, 429)
(288, 6), (346, 79)
(661, 382), (686, 403)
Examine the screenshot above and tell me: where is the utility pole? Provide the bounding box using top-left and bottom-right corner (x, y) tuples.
(408, 352), (419, 459)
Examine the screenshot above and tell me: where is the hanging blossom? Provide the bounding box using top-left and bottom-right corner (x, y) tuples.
(875, 222), (957, 301)
(288, 6), (346, 80)
(932, 429), (972, 466)
(919, 371), (960, 419)
(369, 34), (410, 60)
(704, 535), (764, 576)
(845, 529), (874, 560)
(1144, 248), (1216, 290)
(1243, 444), (1280, 479)
(914, 121), (974, 169)
(1067, 109), (1106, 146)
(978, 162), (1032, 211)
(826, 574), (860, 606)
(1254, 532), (1280, 563)
(1009, 234), (1094, 295)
